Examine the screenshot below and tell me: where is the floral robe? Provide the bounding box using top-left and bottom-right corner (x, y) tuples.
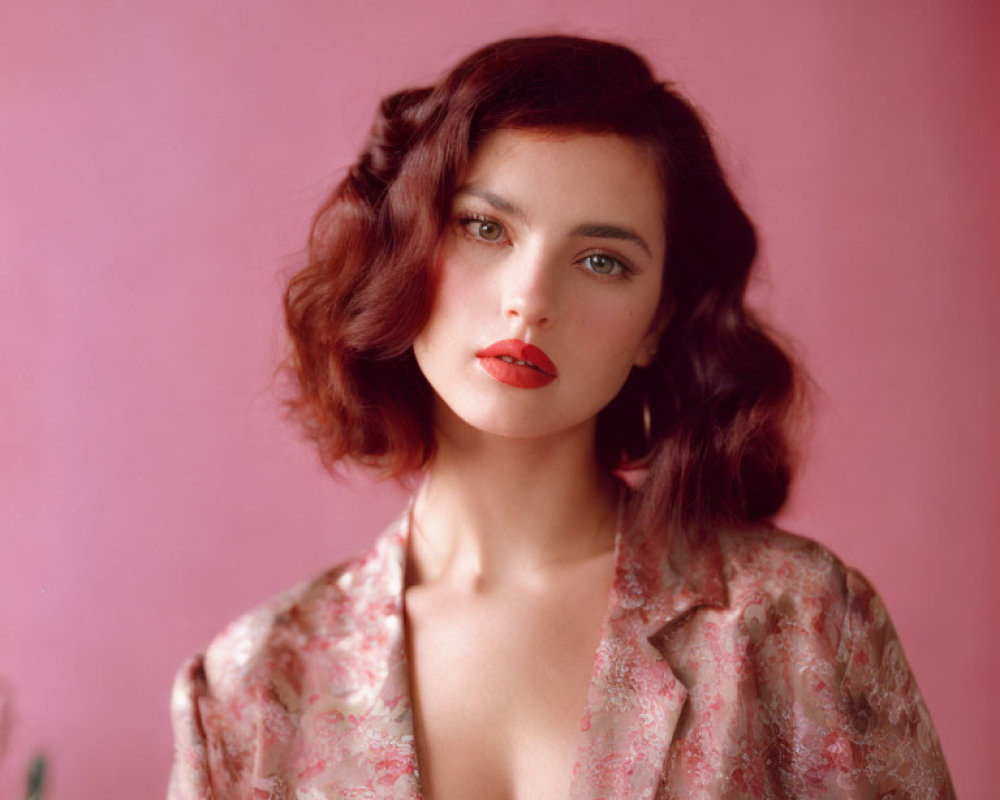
(168, 506), (954, 799)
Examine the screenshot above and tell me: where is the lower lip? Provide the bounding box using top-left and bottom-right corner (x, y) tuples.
(479, 357), (555, 389)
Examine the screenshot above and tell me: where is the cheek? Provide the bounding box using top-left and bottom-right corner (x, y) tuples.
(414, 253), (486, 357)
(435, 259), (486, 313)
(570, 293), (661, 366)
(433, 240), (493, 310)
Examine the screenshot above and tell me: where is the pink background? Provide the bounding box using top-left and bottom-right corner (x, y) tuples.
(2, 2), (997, 797)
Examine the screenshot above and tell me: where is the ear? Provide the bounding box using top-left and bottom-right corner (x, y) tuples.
(632, 307), (669, 368)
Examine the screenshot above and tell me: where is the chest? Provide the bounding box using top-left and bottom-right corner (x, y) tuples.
(403, 567), (613, 800)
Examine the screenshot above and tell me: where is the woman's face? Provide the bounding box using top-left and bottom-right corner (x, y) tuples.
(412, 128), (667, 443)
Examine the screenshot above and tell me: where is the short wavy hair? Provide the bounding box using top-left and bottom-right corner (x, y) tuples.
(284, 35), (800, 534)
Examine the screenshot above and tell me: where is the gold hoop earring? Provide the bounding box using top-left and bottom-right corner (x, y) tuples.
(642, 396), (652, 445)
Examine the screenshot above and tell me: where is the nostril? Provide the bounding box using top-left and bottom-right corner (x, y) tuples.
(502, 292), (554, 327)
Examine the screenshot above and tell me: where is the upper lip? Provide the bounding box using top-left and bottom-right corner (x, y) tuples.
(476, 339), (558, 376)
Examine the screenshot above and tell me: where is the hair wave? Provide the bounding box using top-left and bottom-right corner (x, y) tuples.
(283, 35), (802, 535)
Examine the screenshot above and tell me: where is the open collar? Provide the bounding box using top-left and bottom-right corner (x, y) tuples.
(327, 501), (727, 800)
(568, 513), (727, 799)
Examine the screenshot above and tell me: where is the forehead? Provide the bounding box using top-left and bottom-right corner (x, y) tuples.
(459, 129), (667, 252)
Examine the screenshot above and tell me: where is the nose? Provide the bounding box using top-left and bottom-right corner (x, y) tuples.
(500, 246), (558, 330)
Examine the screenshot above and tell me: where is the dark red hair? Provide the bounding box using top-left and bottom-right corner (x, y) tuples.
(283, 35), (800, 534)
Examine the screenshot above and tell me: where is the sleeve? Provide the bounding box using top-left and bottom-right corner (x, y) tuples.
(836, 568), (955, 800)
(167, 656), (215, 800)
(166, 654), (260, 800)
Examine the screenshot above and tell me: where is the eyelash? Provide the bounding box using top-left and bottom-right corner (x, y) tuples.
(456, 213), (635, 280)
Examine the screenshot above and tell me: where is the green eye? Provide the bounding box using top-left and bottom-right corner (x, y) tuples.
(583, 254), (625, 276)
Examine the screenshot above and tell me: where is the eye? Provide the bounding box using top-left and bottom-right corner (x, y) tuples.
(460, 216), (505, 242)
(580, 253), (629, 277)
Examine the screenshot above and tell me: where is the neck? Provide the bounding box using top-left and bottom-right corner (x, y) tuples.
(407, 412), (620, 593)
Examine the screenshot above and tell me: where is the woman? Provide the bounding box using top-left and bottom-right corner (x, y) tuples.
(168, 36), (954, 799)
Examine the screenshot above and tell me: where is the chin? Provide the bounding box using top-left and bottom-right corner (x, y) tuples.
(437, 396), (596, 444)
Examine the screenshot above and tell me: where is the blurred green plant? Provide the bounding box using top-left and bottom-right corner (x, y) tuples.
(26, 754), (46, 800)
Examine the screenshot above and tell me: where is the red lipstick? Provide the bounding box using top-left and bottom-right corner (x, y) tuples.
(475, 339), (558, 389)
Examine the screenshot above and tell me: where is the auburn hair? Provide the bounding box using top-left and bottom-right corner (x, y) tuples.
(283, 35), (800, 535)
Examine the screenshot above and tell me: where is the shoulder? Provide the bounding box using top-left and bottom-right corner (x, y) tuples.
(701, 525), (922, 709)
(690, 525), (890, 668)
(168, 516), (409, 797)
(713, 524), (874, 613)
(200, 554), (363, 694)
(650, 530), (956, 797)
(178, 514), (406, 703)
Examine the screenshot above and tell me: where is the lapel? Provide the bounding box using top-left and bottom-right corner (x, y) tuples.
(308, 510), (424, 799)
(568, 517), (727, 800)
(322, 503), (726, 800)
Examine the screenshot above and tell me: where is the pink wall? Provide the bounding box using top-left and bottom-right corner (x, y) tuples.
(2, 2), (996, 797)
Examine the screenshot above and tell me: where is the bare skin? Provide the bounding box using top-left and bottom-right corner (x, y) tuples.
(404, 416), (620, 800)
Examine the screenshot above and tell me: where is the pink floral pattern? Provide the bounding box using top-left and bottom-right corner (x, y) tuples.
(168, 506), (954, 799)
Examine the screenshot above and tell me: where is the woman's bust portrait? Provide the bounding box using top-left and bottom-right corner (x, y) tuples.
(5, 6), (995, 800)
(165, 36), (953, 799)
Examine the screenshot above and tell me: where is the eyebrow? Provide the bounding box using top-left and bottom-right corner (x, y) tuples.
(455, 185), (527, 222)
(455, 185), (653, 258)
(568, 222), (652, 258)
